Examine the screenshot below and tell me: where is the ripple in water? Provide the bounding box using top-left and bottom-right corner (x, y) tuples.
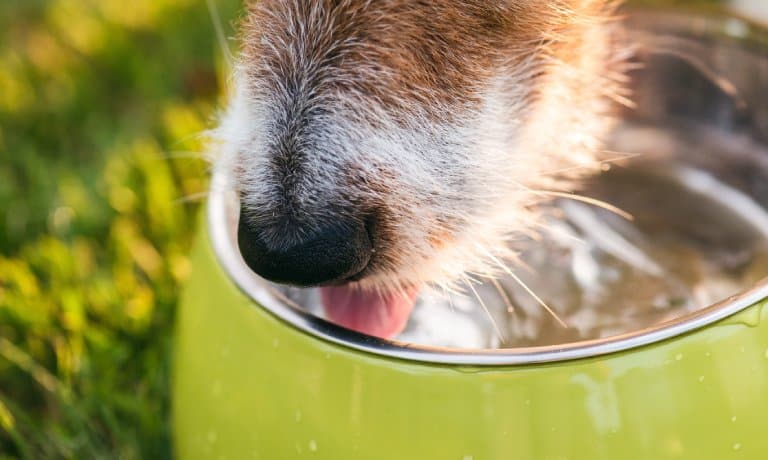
(282, 122), (768, 349)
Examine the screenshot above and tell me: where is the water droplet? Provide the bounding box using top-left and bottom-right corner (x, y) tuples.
(325, 353), (331, 359)
(698, 376), (705, 382)
(735, 307), (761, 327)
(764, 349), (768, 359)
(705, 351), (711, 358)
(295, 410), (303, 422)
(525, 400), (531, 406)
(731, 416), (737, 423)
(272, 338), (280, 349)
(733, 442), (742, 451)
(463, 456), (474, 460)
(675, 353), (683, 361)
(740, 346), (746, 353)
(309, 440), (318, 452)
(207, 431), (218, 444)
(724, 18), (749, 38)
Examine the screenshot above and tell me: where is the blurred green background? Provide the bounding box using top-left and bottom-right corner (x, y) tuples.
(0, 0), (751, 458)
(0, 0), (239, 457)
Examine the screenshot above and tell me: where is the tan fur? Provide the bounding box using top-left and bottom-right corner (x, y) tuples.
(240, 0), (620, 119)
(222, 0), (627, 294)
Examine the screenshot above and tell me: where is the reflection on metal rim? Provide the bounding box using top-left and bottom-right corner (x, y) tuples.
(207, 171), (768, 366)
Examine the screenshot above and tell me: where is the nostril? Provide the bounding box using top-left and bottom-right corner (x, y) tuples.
(237, 208), (372, 287)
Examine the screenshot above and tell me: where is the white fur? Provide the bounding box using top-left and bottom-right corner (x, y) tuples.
(213, 1), (623, 296)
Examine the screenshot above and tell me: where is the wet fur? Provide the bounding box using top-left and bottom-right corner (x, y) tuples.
(214, 0), (627, 295)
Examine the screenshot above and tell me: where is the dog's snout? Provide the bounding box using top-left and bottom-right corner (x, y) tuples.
(237, 209), (372, 286)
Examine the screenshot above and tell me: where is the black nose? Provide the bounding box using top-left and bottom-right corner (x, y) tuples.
(237, 209), (373, 287)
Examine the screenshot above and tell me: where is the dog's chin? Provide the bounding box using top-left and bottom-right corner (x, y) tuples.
(319, 283), (420, 339)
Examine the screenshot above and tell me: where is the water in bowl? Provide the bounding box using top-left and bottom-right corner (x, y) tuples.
(413, 121), (768, 348)
(278, 120), (768, 349)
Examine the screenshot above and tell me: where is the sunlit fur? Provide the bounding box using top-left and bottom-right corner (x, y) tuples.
(213, 0), (628, 295)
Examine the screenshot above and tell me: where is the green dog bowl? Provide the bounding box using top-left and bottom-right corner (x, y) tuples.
(173, 9), (768, 460)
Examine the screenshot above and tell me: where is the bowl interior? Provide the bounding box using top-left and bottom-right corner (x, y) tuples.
(208, 9), (768, 364)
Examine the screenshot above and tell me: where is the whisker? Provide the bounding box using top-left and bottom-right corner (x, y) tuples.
(538, 151), (642, 177)
(175, 175), (236, 205)
(435, 280), (466, 298)
(159, 151), (211, 160)
(439, 285), (457, 313)
(170, 130), (212, 151)
(535, 190), (634, 221)
(134, 149), (210, 163)
(490, 278), (516, 314)
(599, 149), (643, 159)
(464, 278), (505, 343)
(635, 34), (747, 111)
(206, 0), (234, 68)
(477, 246), (569, 329)
(609, 92), (636, 109)
(175, 192), (210, 204)
(524, 219), (587, 246)
(460, 272), (484, 286)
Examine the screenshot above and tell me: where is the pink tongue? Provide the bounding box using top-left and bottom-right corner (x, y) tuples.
(320, 285), (419, 339)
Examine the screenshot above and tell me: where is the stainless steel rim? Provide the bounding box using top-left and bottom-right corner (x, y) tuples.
(207, 9), (768, 366)
(208, 171), (768, 366)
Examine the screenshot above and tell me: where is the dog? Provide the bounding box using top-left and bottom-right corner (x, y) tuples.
(213, 0), (628, 339)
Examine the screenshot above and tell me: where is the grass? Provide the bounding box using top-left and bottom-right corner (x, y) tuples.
(0, 0), (240, 457)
